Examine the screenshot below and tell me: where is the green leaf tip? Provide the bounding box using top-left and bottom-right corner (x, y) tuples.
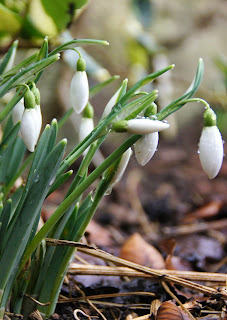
(61, 138), (67, 146)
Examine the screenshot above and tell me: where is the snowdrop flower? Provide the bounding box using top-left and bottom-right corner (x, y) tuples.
(113, 118), (170, 134)
(134, 131), (159, 166)
(198, 108), (224, 179)
(20, 87), (42, 152)
(70, 57), (89, 114)
(110, 148), (132, 187)
(12, 98), (24, 125)
(21, 108), (41, 152)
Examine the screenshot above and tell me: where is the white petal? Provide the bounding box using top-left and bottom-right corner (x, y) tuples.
(110, 148), (132, 186)
(21, 109), (38, 152)
(70, 71), (89, 113)
(12, 99), (24, 125)
(135, 132), (159, 166)
(79, 118), (94, 155)
(199, 126), (224, 179)
(127, 119), (169, 134)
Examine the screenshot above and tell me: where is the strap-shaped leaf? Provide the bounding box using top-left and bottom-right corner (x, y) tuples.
(0, 200), (12, 251)
(0, 138), (66, 308)
(0, 40), (18, 75)
(0, 122), (20, 162)
(0, 54), (60, 98)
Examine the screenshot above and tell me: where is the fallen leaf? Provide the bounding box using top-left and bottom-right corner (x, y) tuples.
(119, 233), (165, 269)
(157, 301), (190, 320)
(85, 220), (114, 246)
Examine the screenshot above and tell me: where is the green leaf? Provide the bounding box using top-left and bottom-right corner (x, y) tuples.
(89, 75), (120, 97)
(41, 0), (88, 31)
(0, 138), (66, 308)
(0, 4), (22, 34)
(0, 54), (60, 98)
(0, 40), (18, 75)
(0, 122), (20, 162)
(0, 200), (12, 252)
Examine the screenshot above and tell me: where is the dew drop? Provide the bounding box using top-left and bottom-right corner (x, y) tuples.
(104, 188), (112, 196)
(197, 150), (200, 154)
(34, 174), (40, 183)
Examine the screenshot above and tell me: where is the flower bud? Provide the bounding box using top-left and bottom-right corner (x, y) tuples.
(134, 132), (159, 166)
(127, 119), (169, 134)
(113, 119), (169, 134)
(21, 105), (42, 152)
(70, 71), (89, 114)
(198, 125), (224, 179)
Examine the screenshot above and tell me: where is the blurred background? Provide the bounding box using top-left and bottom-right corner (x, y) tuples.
(1, 0), (227, 139)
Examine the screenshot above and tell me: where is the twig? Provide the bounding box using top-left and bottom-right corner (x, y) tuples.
(46, 238), (227, 300)
(162, 218), (227, 236)
(68, 263), (227, 285)
(74, 283), (107, 320)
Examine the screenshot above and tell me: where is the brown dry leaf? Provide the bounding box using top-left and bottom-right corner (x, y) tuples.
(85, 220), (114, 247)
(184, 201), (223, 223)
(157, 301), (190, 320)
(119, 233), (165, 269)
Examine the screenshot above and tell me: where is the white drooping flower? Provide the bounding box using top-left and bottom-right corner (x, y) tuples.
(134, 131), (159, 166)
(198, 126), (224, 179)
(79, 117), (94, 155)
(12, 98), (24, 125)
(21, 108), (38, 152)
(70, 57), (89, 114)
(110, 148), (132, 187)
(126, 119), (170, 134)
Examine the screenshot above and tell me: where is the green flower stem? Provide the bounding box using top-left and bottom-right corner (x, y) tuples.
(175, 98), (210, 109)
(157, 98), (209, 121)
(156, 58), (204, 120)
(19, 134), (140, 273)
(49, 39), (109, 56)
(58, 108), (74, 128)
(89, 75), (120, 97)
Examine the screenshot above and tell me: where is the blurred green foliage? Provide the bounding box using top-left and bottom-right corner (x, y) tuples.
(0, 0), (88, 43)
